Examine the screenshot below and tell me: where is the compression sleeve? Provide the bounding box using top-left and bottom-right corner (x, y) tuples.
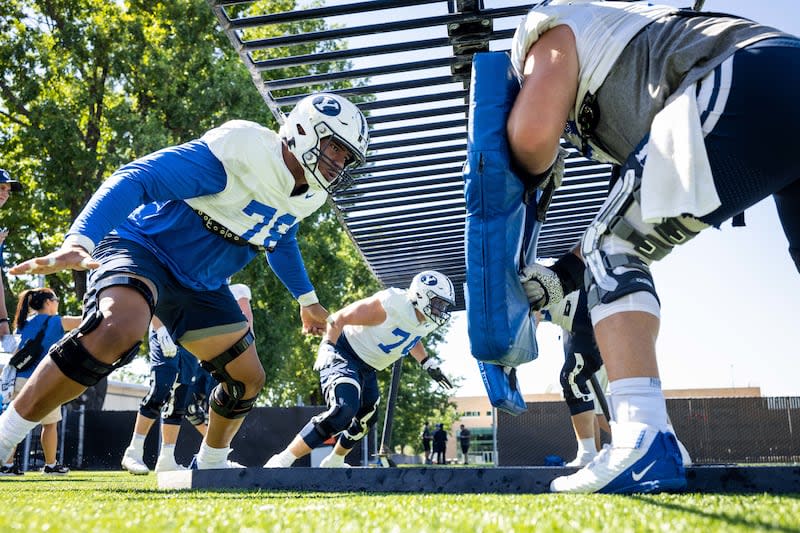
(65, 140), (227, 252)
(265, 223), (315, 302)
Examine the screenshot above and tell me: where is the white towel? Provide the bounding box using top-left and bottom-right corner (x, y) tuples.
(640, 84), (720, 223)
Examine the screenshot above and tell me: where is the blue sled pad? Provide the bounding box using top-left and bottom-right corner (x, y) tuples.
(478, 360), (527, 415)
(464, 51), (539, 368)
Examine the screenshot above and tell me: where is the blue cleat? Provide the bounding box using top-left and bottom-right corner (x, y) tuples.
(550, 422), (687, 494)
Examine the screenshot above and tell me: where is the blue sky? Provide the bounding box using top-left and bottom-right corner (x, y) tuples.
(439, 0), (800, 398)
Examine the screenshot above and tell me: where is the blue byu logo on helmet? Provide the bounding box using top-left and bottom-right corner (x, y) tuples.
(313, 95), (342, 116)
(419, 274), (438, 286)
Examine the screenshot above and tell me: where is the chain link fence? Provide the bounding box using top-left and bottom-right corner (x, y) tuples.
(497, 397), (800, 466)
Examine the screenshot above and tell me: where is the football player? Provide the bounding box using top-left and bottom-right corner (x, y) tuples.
(265, 270), (455, 468)
(0, 93), (369, 471)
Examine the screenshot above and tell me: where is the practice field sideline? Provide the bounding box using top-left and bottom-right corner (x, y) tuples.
(158, 465), (800, 493)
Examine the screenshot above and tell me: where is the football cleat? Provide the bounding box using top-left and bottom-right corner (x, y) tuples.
(550, 422), (686, 494)
(121, 447), (150, 475)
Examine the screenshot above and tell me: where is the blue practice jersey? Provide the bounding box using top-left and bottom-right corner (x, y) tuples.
(66, 121), (325, 295)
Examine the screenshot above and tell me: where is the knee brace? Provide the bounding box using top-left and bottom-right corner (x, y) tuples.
(202, 330), (258, 419)
(50, 310), (142, 387)
(301, 380), (360, 449)
(581, 166), (706, 310)
(139, 367), (179, 419)
(340, 395), (380, 448)
(162, 382), (189, 425)
(51, 275), (156, 387)
(560, 351), (595, 416)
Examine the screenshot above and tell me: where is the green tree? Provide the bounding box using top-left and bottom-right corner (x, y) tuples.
(0, 0), (456, 434)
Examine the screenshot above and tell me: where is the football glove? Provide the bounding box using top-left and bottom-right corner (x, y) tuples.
(186, 400), (207, 426)
(155, 326), (178, 358)
(519, 263), (564, 311)
(541, 290), (580, 331)
(314, 340), (337, 371)
(421, 356), (453, 390)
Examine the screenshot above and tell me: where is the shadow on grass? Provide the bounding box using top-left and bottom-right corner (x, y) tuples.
(630, 494), (800, 533)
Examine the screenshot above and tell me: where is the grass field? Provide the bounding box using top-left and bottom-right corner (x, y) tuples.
(1, 471), (798, 532)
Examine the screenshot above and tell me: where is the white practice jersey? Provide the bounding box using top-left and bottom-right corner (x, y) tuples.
(344, 288), (438, 371)
(187, 120), (328, 251)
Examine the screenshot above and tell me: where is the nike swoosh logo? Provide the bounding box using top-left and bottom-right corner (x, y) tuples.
(305, 193), (315, 199)
(631, 460), (657, 481)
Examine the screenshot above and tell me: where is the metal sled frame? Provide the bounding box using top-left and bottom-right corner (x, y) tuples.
(207, 0), (614, 309)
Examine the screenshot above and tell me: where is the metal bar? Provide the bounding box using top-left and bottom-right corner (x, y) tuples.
(338, 193), (464, 212)
(253, 37), (453, 71)
(274, 90), (467, 109)
(351, 220), (464, 239)
(357, 230), (466, 246)
(263, 57), (455, 91)
(350, 156), (465, 176)
(219, 0), (445, 26)
(340, 176), (465, 197)
(358, 91), (468, 111)
(235, 7), (532, 48)
(369, 132), (466, 150)
(366, 105), (468, 125)
(369, 119), (467, 138)
(348, 167), (463, 186)
(345, 206), (466, 228)
(367, 144), (466, 163)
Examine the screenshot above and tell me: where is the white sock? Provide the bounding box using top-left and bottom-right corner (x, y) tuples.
(274, 448), (298, 467)
(577, 437), (597, 454)
(0, 406), (39, 462)
(159, 443), (176, 459)
(129, 433), (146, 455)
(608, 377), (669, 429)
(196, 443), (230, 466)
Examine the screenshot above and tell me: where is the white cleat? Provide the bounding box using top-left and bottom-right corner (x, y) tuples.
(565, 450), (597, 468)
(550, 422), (687, 494)
(121, 447), (150, 475)
(319, 454), (351, 468)
(155, 455), (187, 473)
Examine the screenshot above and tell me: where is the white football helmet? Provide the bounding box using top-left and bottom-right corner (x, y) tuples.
(408, 270), (456, 326)
(279, 93), (369, 194)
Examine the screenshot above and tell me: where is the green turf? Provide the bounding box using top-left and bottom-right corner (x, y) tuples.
(0, 471), (798, 532)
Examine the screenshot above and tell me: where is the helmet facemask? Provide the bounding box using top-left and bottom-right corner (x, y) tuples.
(299, 122), (364, 194)
(421, 291), (454, 326)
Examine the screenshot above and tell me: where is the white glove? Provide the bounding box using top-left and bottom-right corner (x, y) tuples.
(155, 326), (178, 358)
(519, 263), (565, 311)
(542, 290), (579, 331)
(314, 341), (337, 371)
